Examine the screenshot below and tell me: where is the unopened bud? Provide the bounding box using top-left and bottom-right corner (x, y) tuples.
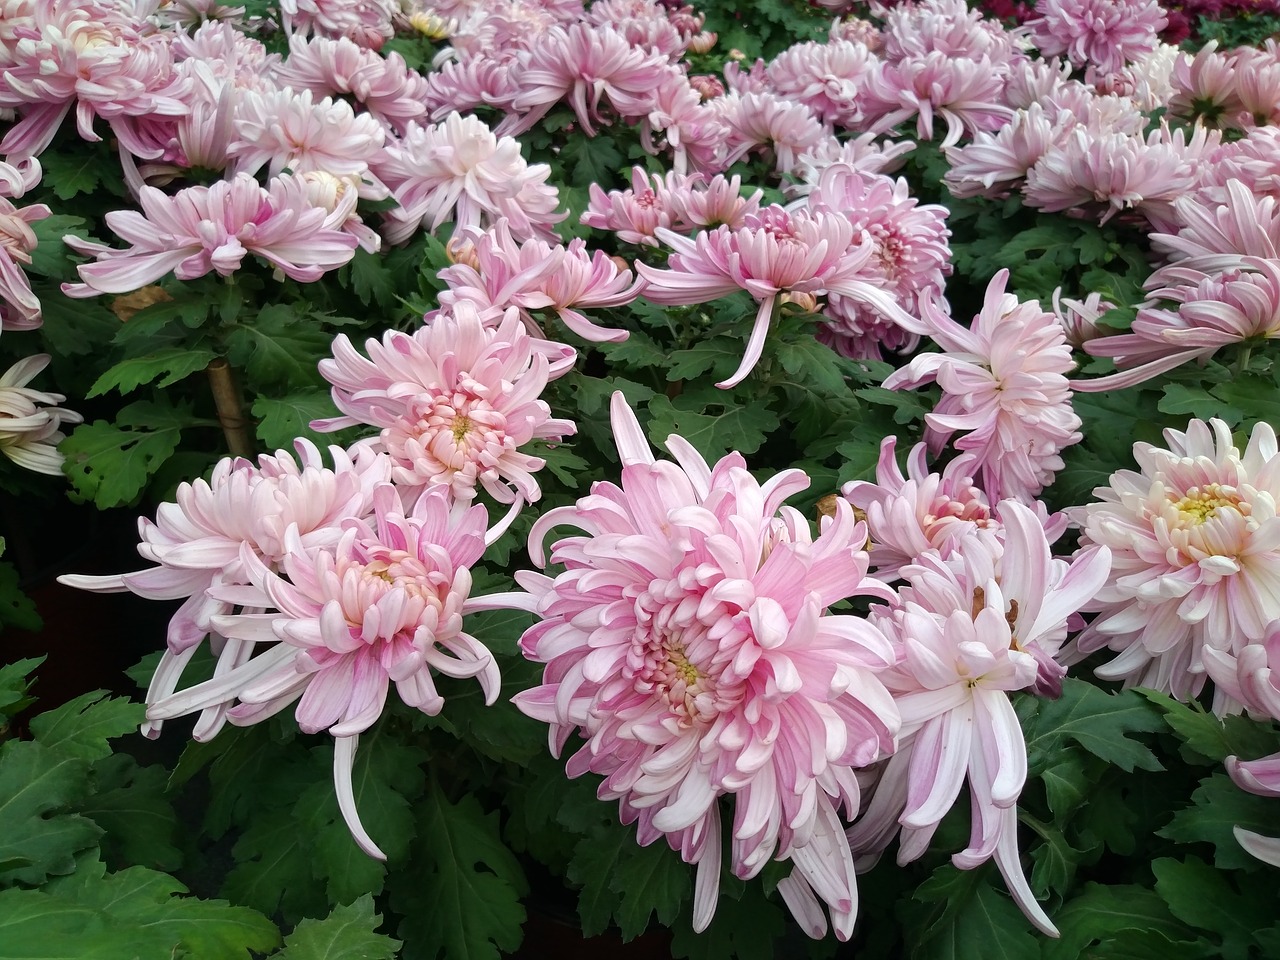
(446, 236), (480, 269)
(781, 290), (819, 313)
(728, 48), (746, 61)
(609, 255), (632, 275)
(689, 74), (725, 100)
(687, 30), (717, 54)
(409, 9), (453, 39)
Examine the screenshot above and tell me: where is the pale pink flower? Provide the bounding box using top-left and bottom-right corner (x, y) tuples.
(1108, 42), (1179, 112)
(378, 112), (564, 245)
(943, 103), (1062, 200)
(1077, 259), (1280, 391)
(62, 172), (360, 296)
(0, 194), (50, 331)
(229, 87), (387, 190)
(1168, 42), (1241, 127)
(438, 220), (640, 342)
(273, 34), (433, 134)
(59, 441), (391, 738)
(862, 53), (1012, 148)
(829, 15), (883, 49)
(765, 40), (878, 127)
(149, 0), (247, 29)
(1150, 179), (1280, 275)
(883, 269), (1082, 504)
(880, 0), (1024, 66)
(1065, 418), (1280, 707)
(496, 23), (672, 137)
(0, 353), (82, 475)
(581, 167), (761, 245)
(844, 437), (1065, 582)
(148, 483), (521, 858)
(688, 73), (724, 99)
(299, 171), (382, 254)
(789, 134), (916, 191)
(633, 68), (730, 176)
(424, 55), (523, 119)
(279, 0), (397, 49)
(1052, 288), (1113, 349)
(0, 156), (41, 199)
(1003, 58), (1076, 111)
(1204, 622), (1280, 722)
(1027, 0), (1166, 78)
(1195, 128), (1280, 205)
(671, 172), (764, 229)
(1232, 47), (1280, 129)
(723, 57), (770, 95)
(513, 392), (900, 940)
(798, 164), (951, 359)
(170, 20), (281, 86)
(0, 0), (192, 160)
(713, 91), (833, 175)
(637, 205), (918, 388)
(315, 302), (575, 504)
(850, 504), (1109, 936)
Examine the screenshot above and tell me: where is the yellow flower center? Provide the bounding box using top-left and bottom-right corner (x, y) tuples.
(1172, 484), (1239, 524)
(668, 646), (700, 686)
(452, 415), (473, 443)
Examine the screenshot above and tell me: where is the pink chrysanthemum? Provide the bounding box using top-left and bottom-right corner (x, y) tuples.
(633, 67), (730, 176)
(0, 193), (50, 331)
(1052, 288), (1113, 349)
(713, 91), (833, 175)
(1065, 418), (1280, 710)
(878, 0), (1024, 65)
(512, 392), (900, 940)
(581, 167), (762, 246)
(850, 504), (1109, 935)
(279, 0), (397, 49)
(377, 112), (564, 245)
(0, 353), (82, 475)
(272, 34), (432, 134)
(637, 205), (917, 388)
(1167, 42), (1241, 127)
(943, 103), (1062, 200)
(59, 441), (391, 738)
(1150, 179), (1280, 276)
(884, 269), (1083, 503)
(765, 40), (877, 128)
(145, 484), (522, 859)
(62, 172), (360, 296)
(862, 53), (1011, 149)
(315, 301), (576, 504)
(1027, 0), (1166, 78)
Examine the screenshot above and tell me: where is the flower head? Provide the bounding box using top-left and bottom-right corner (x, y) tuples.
(1027, 0), (1166, 78)
(514, 393), (900, 939)
(0, 353), (82, 475)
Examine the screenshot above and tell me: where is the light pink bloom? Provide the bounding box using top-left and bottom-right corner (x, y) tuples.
(439, 220), (640, 342)
(1232, 47), (1280, 129)
(1195, 128), (1280, 205)
(378, 112), (564, 245)
(723, 57), (770, 95)
(229, 86), (387, 190)
(844, 437), (1067, 582)
(1066, 418), (1280, 708)
(798, 164), (951, 359)
(581, 166), (680, 246)
(1204, 622), (1280, 722)
(789, 134), (917, 191)
(0, 156), (42, 199)
(878, 0), (1023, 65)
(0, 0), (192, 159)
(149, 0), (247, 29)
(273, 34), (432, 135)
(765, 40), (877, 127)
(1002, 57), (1076, 111)
(0, 353), (82, 475)
(637, 205), (918, 388)
(1168, 42), (1241, 127)
(59, 441), (391, 738)
(513, 392), (900, 940)
(714, 91), (833, 175)
(633, 67), (730, 176)
(148, 484), (521, 859)
(0, 194), (50, 331)
(279, 0), (397, 49)
(944, 103), (1062, 200)
(62, 172), (360, 296)
(315, 302), (575, 504)
(884, 269), (1082, 504)
(862, 53), (1011, 149)
(850, 503), (1109, 936)
(1027, 0), (1166, 78)
(299, 171), (382, 254)
(1149, 179), (1280, 276)
(496, 23), (672, 137)
(1052, 288), (1113, 349)
(425, 54), (524, 119)
(1077, 259), (1280, 391)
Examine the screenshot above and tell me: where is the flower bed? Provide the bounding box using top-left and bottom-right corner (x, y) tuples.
(2, 0), (1280, 956)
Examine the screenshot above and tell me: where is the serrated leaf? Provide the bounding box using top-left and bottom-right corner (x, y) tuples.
(1038, 754), (1091, 823)
(1159, 772), (1280, 870)
(1020, 680), (1164, 774)
(1139, 689), (1280, 764)
(343, 246), (399, 309)
(0, 559), (41, 633)
(223, 807), (328, 922)
(28, 214), (88, 277)
(272, 895), (401, 960)
(40, 150), (107, 200)
(1153, 856), (1274, 960)
(0, 886), (141, 959)
(29, 692), (142, 762)
(37, 291), (121, 357)
(61, 417), (185, 509)
(912, 875), (1038, 960)
(1025, 815), (1082, 897)
(252, 388), (342, 450)
(665, 338), (747, 381)
(223, 304), (331, 386)
(391, 783), (527, 960)
(568, 825), (690, 940)
(88, 347), (217, 397)
(0, 740), (101, 886)
(668, 877), (786, 960)
(561, 134), (623, 189)
(774, 332), (857, 394)
(1159, 383), (1242, 424)
(80, 755), (182, 873)
(0, 656), (42, 717)
(600, 328), (670, 370)
(1045, 883), (1193, 960)
(647, 387), (779, 461)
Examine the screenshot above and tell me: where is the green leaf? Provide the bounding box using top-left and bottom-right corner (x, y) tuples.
(61, 414), (186, 509)
(1025, 815), (1083, 897)
(222, 807), (328, 923)
(0, 656), (42, 717)
(773, 331), (857, 394)
(665, 338), (751, 382)
(0, 559), (41, 633)
(0, 886), (141, 959)
(912, 872), (1039, 960)
(1159, 772), (1280, 870)
(1045, 883), (1192, 960)
(28, 215), (89, 278)
(568, 826), (690, 940)
(29, 693), (142, 762)
(0, 740), (101, 886)
(252, 388), (343, 450)
(855, 385), (932, 425)
(342, 246), (399, 310)
(39, 150), (106, 200)
(87, 347), (217, 397)
(1159, 383), (1243, 424)
(272, 895), (401, 960)
(223, 304), (331, 386)
(1139, 689), (1280, 764)
(561, 135), (624, 189)
(37, 292), (120, 357)
(668, 876), (786, 960)
(600, 328), (670, 371)
(647, 387), (779, 461)
(1153, 856), (1275, 960)
(79, 755), (182, 873)
(1020, 680), (1164, 774)
(1037, 754), (1092, 823)
(391, 783), (527, 960)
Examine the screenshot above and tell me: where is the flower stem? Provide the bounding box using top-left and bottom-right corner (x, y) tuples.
(206, 358), (255, 459)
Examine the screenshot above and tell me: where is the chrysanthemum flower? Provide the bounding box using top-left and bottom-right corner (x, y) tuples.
(1076, 258), (1280, 391)
(0, 193), (50, 331)
(315, 301), (576, 504)
(862, 53), (1011, 149)
(0, 353), (82, 475)
(713, 91), (832, 175)
(377, 112), (564, 245)
(59, 441), (391, 738)
(883, 269), (1082, 503)
(850, 504), (1109, 935)
(513, 392), (901, 940)
(765, 40), (877, 128)
(1027, 0), (1166, 78)
(62, 172), (360, 296)
(279, 0), (397, 49)
(944, 103), (1062, 200)
(1168, 41), (1241, 127)
(147, 483), (522, 859)
(1066, 418), (1280, 708)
